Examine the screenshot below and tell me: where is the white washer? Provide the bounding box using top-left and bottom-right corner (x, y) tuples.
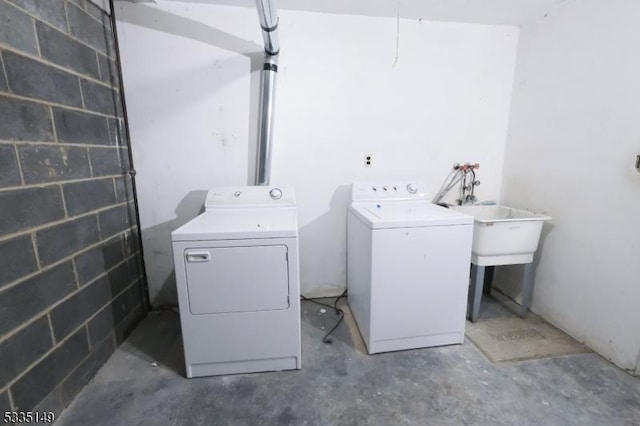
(171, 186), (301, 377)
(347, 181), (473, 354)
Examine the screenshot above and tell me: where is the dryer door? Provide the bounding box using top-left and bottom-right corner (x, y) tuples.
(184, 245), (290, 314)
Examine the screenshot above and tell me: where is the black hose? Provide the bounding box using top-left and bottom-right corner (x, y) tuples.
(301, 289), (348, 344)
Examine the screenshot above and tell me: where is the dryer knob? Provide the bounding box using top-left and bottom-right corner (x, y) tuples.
(269, 188), (283, 200)
(407, 183), (418, 194)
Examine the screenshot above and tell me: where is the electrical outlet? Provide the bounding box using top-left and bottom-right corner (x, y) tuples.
(364, 154), (373, 168)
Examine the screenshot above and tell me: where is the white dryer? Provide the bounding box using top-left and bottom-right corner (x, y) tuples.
(347, 181), (473, 354)
(171, 186), (301, 377)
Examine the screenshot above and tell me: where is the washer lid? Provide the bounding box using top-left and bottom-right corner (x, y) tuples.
(171, 207), (298, 241)
(350, 201), (473, 229)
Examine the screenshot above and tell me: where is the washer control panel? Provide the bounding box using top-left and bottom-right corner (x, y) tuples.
(352, 181), (429, 202)
(205, 186), (295, 210)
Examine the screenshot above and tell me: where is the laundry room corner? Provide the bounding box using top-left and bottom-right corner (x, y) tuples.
(2, 0), (640, 424)
(114, 0), (520, 301)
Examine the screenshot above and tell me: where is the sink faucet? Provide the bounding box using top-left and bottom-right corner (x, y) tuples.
(433, 163), (480, 206)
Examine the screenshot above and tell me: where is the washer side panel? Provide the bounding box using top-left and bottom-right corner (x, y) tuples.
(347, 211), (373, 351)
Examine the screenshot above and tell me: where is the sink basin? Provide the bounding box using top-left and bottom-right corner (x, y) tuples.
(452, 205), (551, 266)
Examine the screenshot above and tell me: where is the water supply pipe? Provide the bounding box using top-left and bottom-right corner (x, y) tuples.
(432, 163), (480, 206)
(254, 0), (280, 186)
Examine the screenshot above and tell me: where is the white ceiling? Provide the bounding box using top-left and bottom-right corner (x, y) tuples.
(143, 0), (569, 26)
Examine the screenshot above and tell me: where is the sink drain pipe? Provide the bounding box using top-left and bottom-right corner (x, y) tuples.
(254, 0), (280, 186)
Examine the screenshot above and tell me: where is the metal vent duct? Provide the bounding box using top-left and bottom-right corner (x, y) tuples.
(254, 0), (280, 186)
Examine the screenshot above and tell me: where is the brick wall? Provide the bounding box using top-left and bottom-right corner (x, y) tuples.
(0, 0), (146, 415)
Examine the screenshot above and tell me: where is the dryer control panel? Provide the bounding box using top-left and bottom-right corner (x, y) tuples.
(351, 181), (430, 202)
(205, 186), (296, 210)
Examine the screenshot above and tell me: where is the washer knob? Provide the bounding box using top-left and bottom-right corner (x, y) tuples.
(406, 183), (418, 194)
(269, 188), (282, 200)
(382, 186), (388, 191)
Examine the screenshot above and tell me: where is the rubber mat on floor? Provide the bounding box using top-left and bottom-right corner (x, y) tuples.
(465, 315), (590, 363)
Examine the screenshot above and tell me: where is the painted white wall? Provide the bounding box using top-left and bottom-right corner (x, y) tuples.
(271, 13), (518, 297)
(115, 2), (253, 303)
(497, 0), (640, 371)
(116, 1), (519, 303)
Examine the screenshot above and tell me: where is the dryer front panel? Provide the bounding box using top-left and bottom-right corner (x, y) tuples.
(184, 245), (290, 314)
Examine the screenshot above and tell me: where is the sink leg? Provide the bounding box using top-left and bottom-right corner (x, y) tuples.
(468, 264), (485, 322)
(483, 265), (495, 295)
(520, 262), (534, 317)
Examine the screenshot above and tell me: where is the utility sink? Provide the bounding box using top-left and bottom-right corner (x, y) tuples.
(452, 205), (551, 266)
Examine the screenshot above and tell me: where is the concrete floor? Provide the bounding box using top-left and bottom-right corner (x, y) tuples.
(57, 297), (640, 425)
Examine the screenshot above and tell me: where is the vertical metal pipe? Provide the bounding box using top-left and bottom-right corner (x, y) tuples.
(109, 0), (151, 311)
(255, 57), (278, 186)
(255, 0), (280, 55)
(254, 0), (280, 186)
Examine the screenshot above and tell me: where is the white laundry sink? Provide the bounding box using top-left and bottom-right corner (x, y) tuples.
(452, 205), (551, 266)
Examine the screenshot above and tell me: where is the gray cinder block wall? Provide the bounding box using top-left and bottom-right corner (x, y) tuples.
(0, 0), (146, 415)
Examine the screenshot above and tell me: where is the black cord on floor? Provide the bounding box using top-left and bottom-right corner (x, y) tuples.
(301, 289), (348, 344)
(334, 289), (347, 312)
